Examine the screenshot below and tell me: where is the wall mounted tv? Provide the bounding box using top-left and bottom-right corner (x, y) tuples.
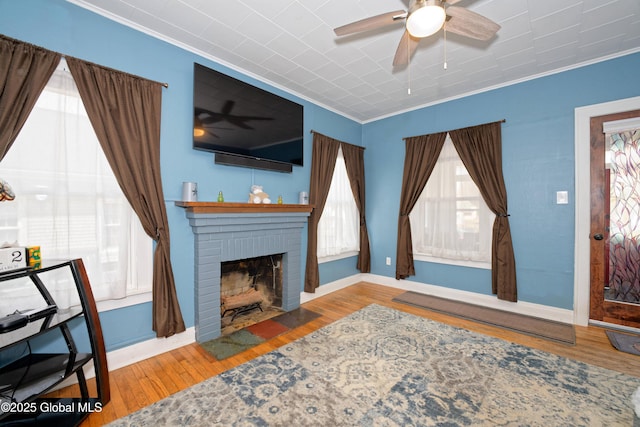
(193, 63), (304, 173)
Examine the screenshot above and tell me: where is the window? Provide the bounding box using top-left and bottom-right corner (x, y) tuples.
(317, 146), (359, 261)
(0, 59), (152, 309)
(409, 134), (492, 267)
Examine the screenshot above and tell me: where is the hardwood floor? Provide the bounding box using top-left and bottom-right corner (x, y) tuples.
(50, 282), (640, 426)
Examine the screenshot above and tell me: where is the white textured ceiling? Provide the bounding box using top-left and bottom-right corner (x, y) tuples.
(67, 0), (640, 123)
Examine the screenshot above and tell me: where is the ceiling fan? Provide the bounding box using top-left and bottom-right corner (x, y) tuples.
(334, 0), (500, 67)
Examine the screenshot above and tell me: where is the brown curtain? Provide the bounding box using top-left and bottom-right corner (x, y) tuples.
(304, 132), (340, 292)
(396, 132), (447, 279)
(0, 35), (60, 159)
(450, 121), (517, 301)
(66, 58), (186, 337)
(341, 142), (371, 273)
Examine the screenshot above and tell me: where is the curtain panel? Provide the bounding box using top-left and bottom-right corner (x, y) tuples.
(305, 131), (371, 292)
(340, 142), (371, 273)
(397, 121), (516, 301)
(0, 34), (60, 160)
(304, 132), (340, 292)
(0, 60), (155, 306)
(66, 58), (185, 337)
(395, 132), (448, 279)
(0, 34), (184, 336)
(449, 121), (517, 302)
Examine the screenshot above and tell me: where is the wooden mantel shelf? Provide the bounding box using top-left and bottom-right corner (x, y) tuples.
(175, 201), (314, 214)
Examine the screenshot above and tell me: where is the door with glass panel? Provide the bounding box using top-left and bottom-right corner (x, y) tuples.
(590, 110), (640, 328)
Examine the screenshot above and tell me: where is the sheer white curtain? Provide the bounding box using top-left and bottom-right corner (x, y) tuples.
(317, 146), (360, 258)
(0, 59), (152, 311)
(410, 134), (492, 263)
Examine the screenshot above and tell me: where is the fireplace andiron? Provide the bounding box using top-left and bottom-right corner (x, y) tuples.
(221, 288), (263, 321)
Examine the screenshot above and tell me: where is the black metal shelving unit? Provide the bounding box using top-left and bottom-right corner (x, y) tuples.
(0, 259), (109, 426)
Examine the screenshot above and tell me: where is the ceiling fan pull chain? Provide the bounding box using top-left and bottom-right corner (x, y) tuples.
(444, 23), (448, 70)
(408, 32), (412, 95)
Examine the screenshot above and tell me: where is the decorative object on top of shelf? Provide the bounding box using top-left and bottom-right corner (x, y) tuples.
(0, 245), (26, 273)
(27, 246), (41, 268)
(217, 191), (224, 202)
(299, 191), (309, 205)
(0, 179), (15, 201)
(182, 182), (198, 202)
(248, 185), (271, 204)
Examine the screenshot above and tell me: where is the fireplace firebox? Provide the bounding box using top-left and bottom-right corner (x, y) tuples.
(220, 254), (283, 323)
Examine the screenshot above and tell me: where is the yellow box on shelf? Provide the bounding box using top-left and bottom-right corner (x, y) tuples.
(27, 246), (41, 268)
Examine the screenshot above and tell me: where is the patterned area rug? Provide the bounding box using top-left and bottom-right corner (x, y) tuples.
(108, 304), (640, 426)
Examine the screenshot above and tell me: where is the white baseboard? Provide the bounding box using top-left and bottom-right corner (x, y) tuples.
(56, 326), (196, 390)
(105, 326), (197, 371)
(301, 273), (573, 324)
(300, 273), (366, 303)
(66, 273), (573, 384)
(360, 273), (575, 324)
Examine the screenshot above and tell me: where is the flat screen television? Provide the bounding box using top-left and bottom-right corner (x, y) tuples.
(193, 63), (304, 173)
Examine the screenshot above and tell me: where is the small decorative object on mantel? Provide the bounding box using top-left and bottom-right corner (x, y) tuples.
(217, 191), (224, 202)
(0, 179), (15, 201)
(182, 182), (198, 202)
(248, 185), (271, 204)
(299, 191), (309, 204)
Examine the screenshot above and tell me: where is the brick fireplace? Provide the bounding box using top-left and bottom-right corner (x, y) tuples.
(178, 202), (312, 342)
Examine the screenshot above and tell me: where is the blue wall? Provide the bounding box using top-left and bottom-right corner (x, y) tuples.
(364, 52), (640, 309)
(0, 0), (361, 351)
(3, 0), (640, 353)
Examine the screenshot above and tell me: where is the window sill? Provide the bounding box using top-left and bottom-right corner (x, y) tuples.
(96, 291), (152, 313)
(318, 251), (359, 264)
(414, 254), (490, 270)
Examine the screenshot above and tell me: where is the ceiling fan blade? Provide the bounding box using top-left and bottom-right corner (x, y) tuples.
(445, 6), (500, 41)
(393, 30), (420, 66)
(444, 0), (463, 4)
(334, 10), (407, 36)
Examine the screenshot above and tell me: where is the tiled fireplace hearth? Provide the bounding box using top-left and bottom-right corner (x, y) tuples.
(177, 202), (313, 342)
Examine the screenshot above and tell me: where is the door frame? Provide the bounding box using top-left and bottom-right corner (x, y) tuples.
(574, 95), (640, 326)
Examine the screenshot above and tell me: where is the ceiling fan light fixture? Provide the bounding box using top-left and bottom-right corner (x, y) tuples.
(406, 1), (446, 38)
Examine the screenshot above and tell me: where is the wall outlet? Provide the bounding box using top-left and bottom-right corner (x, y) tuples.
(385, 257), (391, 266)
(556, 191), (569, 204)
